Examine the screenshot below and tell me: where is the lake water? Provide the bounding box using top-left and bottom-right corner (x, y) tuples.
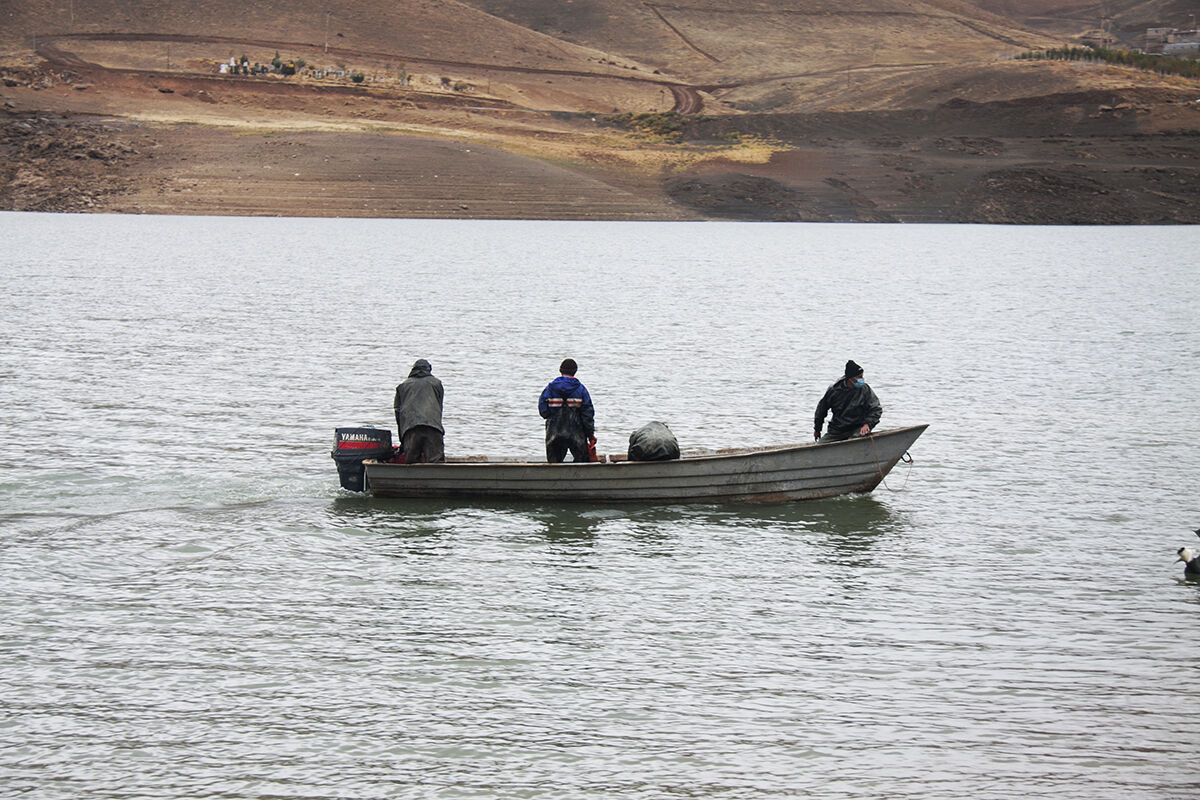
(1, 212), (1198, 799)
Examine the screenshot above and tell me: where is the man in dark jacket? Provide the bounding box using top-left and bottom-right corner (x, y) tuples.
(394, 358), (445, 463)
(538, 358), (595, 463)
(814, 360), (882, 443)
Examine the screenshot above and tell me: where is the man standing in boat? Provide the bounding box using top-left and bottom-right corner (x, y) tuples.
(814, 360), (882, 443)
(394, 358), (445, 463)
(538, 358), (595, 462)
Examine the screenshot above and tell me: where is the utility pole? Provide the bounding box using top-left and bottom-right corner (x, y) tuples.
(325, 11), (330, 53)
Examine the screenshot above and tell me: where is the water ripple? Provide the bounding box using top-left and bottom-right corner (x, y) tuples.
(1, 215), (1198, 799)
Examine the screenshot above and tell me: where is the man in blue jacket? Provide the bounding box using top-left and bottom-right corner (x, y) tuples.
(538, 358), (595, 462)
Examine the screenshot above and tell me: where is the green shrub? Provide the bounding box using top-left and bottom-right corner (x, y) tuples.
(604, 111), (687, 140)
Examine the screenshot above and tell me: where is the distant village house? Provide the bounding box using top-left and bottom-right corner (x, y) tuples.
(1144, 26), (1200, 54)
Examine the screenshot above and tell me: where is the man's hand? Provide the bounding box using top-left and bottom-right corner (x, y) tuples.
(859, 424), (871, 436)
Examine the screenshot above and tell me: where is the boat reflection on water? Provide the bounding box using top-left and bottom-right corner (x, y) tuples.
(803, 496), (909, 570)
(327, 492), (908, 563)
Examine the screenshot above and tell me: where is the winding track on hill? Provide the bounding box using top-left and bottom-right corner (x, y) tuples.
(34, 32), (1009, 119)
(35, 32), (965, 117)
(34, 32), (707, 114)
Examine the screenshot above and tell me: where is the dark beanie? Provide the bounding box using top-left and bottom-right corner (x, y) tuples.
(844, 360), (863, 378)
(560, 358), (578, 376)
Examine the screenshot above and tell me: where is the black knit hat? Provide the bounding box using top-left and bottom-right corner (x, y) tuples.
(844, 360), (863, 378)
(560, 358), (578, 376)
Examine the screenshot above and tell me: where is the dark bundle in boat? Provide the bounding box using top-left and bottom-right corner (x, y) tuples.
(627, 421), (680, 461)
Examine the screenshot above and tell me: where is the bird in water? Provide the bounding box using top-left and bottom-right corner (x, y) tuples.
(1177, 531), (1200, 579)
(1177, 547), (1200, 578)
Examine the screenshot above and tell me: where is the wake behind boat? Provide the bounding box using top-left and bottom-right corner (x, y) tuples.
(331, 424), (928, 504)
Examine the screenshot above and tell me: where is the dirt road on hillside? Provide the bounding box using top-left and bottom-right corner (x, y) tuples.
(35, 33), (705, 113)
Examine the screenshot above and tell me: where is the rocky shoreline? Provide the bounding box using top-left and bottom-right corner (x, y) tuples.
(1, 115), (150, 213)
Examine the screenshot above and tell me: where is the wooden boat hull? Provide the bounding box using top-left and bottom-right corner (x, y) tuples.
(362, 424), (927, 503)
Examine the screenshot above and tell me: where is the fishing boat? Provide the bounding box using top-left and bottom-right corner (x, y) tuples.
(331, 424), (927, 504)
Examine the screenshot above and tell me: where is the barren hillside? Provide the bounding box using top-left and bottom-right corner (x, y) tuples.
(2, 0), (1073, 111)
(460, 0), (1069, 111)
(2, 0), (1198, 222)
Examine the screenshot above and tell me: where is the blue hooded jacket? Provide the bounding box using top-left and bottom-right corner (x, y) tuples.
(538, 375), (595, 440)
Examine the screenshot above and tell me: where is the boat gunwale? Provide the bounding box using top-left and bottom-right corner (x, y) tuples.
(363, 424), (928, 470)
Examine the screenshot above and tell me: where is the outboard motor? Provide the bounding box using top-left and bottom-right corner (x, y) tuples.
(331, 427), (393, 492)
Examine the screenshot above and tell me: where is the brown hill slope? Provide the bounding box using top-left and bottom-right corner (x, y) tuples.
(1, 0), (627, 73)
(460, 0), (1067, 110)
(3, 0), (1070, 110)
(4, 0), (1184, 114)
(2, 0), (1198, 222)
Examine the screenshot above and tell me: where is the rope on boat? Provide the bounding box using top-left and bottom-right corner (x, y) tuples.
(869, 434), (914, 492)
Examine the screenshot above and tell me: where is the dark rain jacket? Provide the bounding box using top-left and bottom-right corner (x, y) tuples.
(394, 359), (444, 437)
(814, 377), (882, 439)
(538, 375), (595, 444)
